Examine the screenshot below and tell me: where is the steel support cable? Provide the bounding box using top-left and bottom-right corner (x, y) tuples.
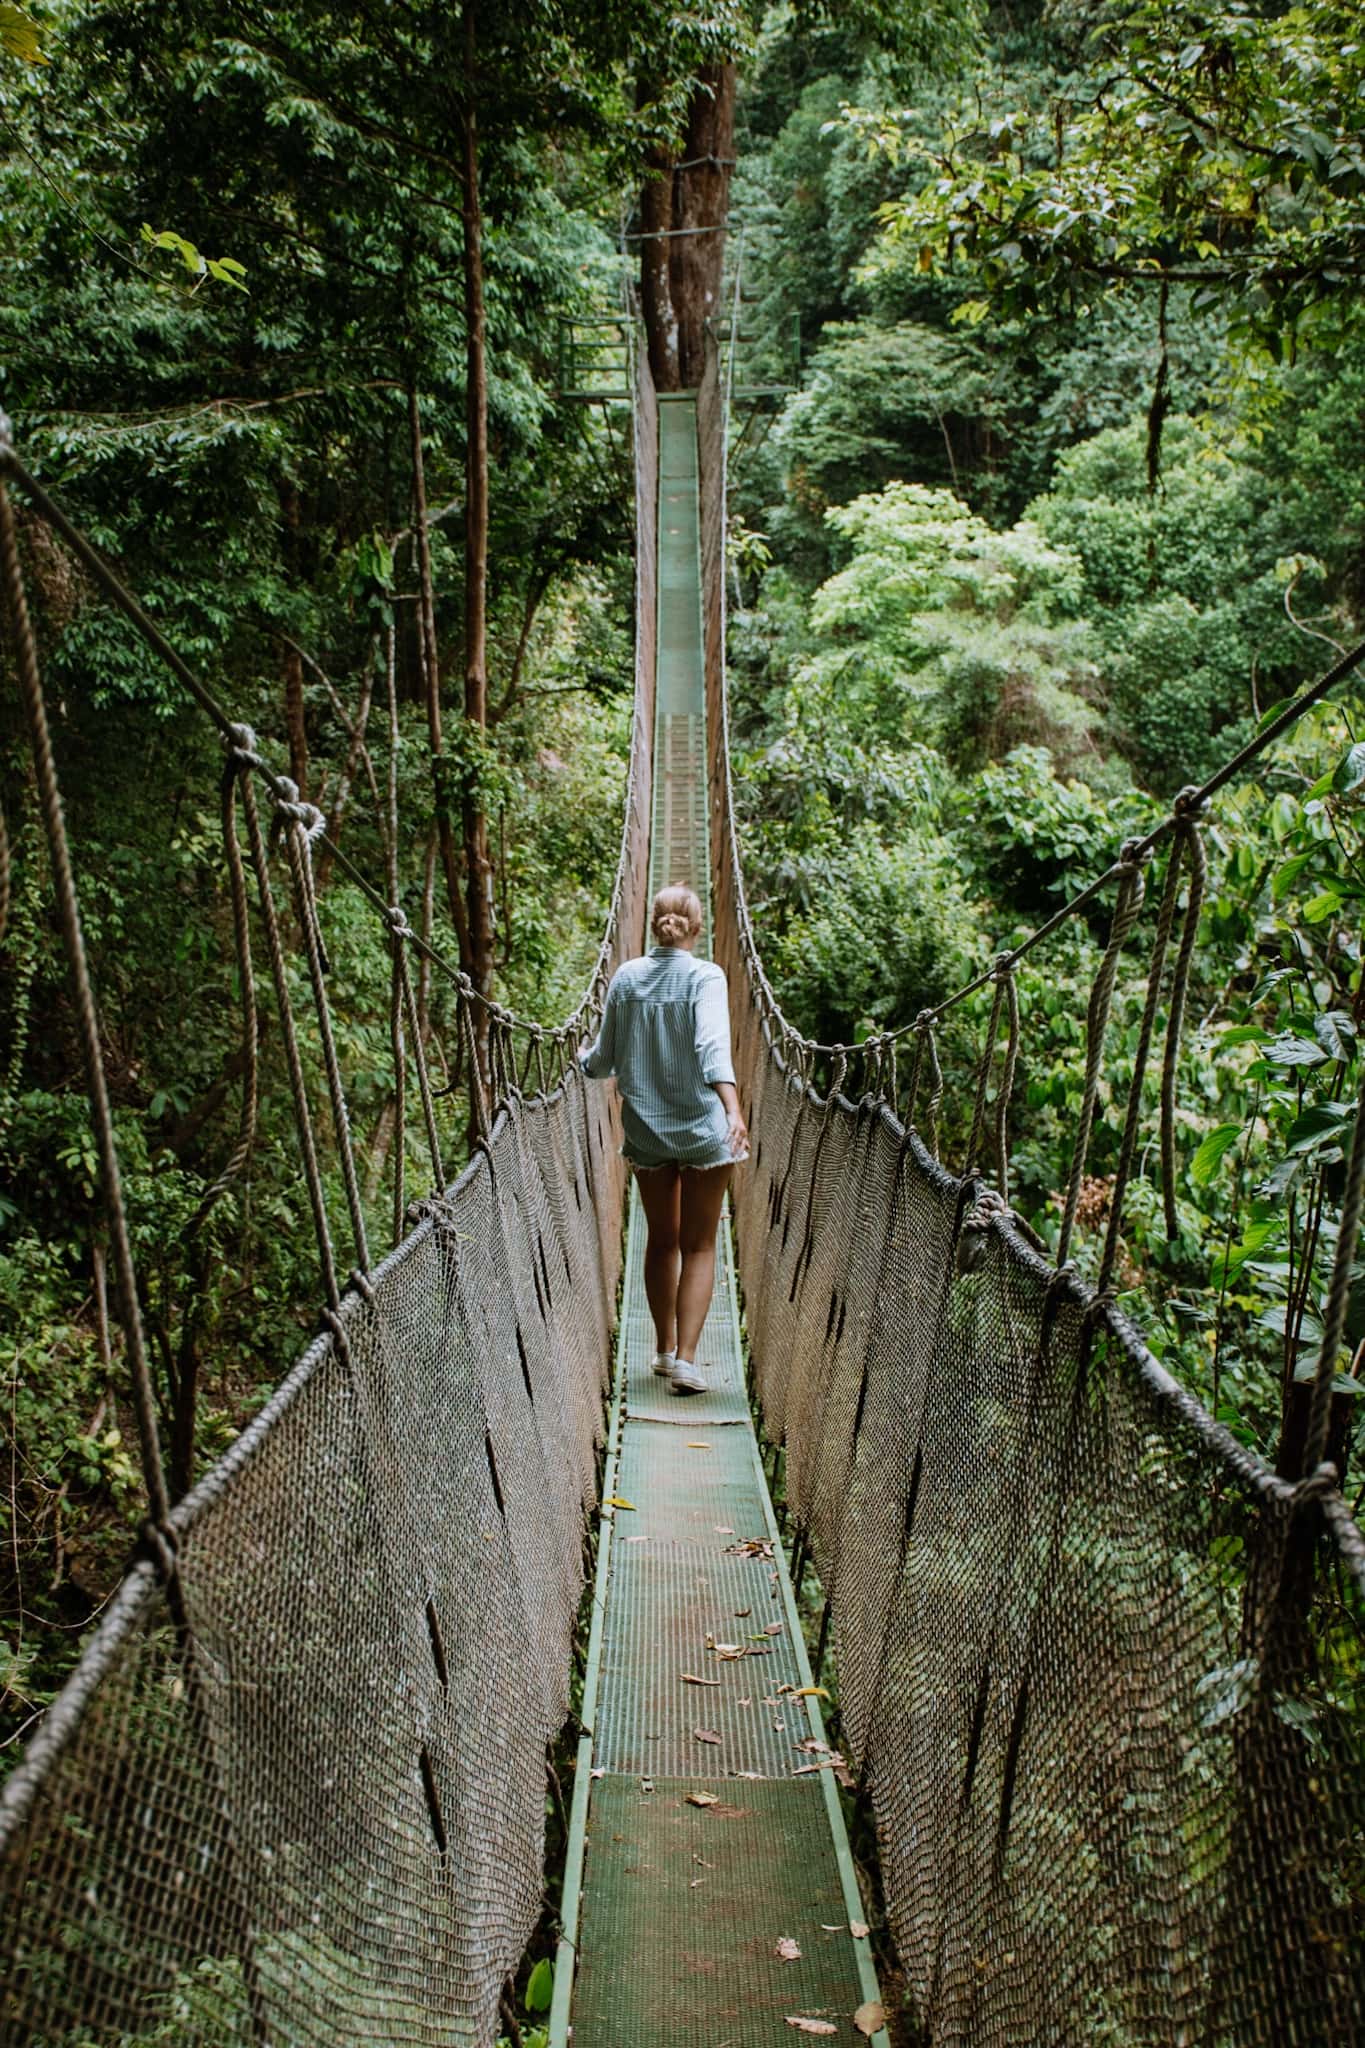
(237, 761), (342, 1310)
(0, 465), (174, 1532)
(1160, 805), (1209, 1239)
(1097, 827), (1188, 1294)
(387, 906), (445, 1194)
(1056, 845), (1148, 1268)
(994, 966), (1020, 1205)
(389, 936), (407, 1246)
(188, 759), (261, 1233)
(1305, 1049), (1365, 1475)
(966, 964), (1008, 1175)
(0, 433), (629, 1051)
(281, 797), (371, 1272)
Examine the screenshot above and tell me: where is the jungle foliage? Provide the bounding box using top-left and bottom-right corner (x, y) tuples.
(725, 0), (1365, 1500)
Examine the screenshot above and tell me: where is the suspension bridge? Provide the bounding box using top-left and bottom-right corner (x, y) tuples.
(0, 335), (1362, 2048)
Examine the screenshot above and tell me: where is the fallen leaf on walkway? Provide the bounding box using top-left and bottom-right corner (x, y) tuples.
(776, 1937), (802, 1962)
(725, 1538), (774, 1559)
(682, 1672), (722, 1687)
(734, 1608), (751, 1618)
(820, 1925), (842, 1933)
(685, 1790), (719, 1808)
(605, 1496), (636, 1510)
(686, 1442), (712, 1450)
(690, 1877), (706, 1888)
(694, 1729), (722, 1747)
(731, 1769), (765, 1779)
(794, 1737), (828, 1755)
(793, 1752), (847, 1777)
(763, 1621), (784, 1636)
(849, 1922), (869, 1940)
(785, 2020), (837, 2036)
(791, 1685), (830, 1700)
(713, 1642), (744, 1657)
(854, 2001), (885, 2036)
(692, 1855), (713, 1867)
(714, 1525), (735, 1535)
(624, 1535), (649, 1543)
(736, 1695), (752, 1707)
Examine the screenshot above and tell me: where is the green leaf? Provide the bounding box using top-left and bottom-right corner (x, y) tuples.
(1219, 1025), (1270, 1049)
(1189, 1123), (1243, 1187)
(525, 1960), (554, 2015)
(1266, 1033), (1328, 1068)
(1212, 1217), (1282, 1288)
(1332, 743), (1365, 795)
(1313, 1010), (1356, 1060)
(1270, 851), (1315, 902)
(1284, 1101), (1354, 1154)
(1302, 889), (1342, 924)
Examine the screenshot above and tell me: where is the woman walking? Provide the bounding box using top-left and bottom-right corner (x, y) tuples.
(581, 884), (748, 1395)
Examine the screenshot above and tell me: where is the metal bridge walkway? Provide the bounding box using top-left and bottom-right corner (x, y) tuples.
(550, 398), (887, 2047)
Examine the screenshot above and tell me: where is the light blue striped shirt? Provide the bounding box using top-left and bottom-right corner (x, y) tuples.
(581, 945), (736, 1168)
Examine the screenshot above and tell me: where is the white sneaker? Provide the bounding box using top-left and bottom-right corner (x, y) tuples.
(670, 1359), (707, 1395)
(651, 1350), (676, 1377)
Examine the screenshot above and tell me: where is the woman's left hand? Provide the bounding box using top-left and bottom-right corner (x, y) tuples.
(726, 1109), (749, 1160)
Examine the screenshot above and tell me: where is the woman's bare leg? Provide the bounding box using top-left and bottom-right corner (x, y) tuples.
(674, 1163), (734, 1363)
(635, 1164), (682, 1354)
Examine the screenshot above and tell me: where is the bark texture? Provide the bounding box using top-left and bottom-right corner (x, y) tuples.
(638, 64), (735, 392)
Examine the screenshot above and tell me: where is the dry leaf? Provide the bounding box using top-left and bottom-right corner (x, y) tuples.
(690, 1877), (706, 1888)
(794, 1737), (828, 1755)
(730, 1769), (766, 1779)
(681, 1672), (722, 1687)
(776, 1937), (802, 1962)
(793, 1685), (831, 1699)
(685, 1790), (719, 1808)
(686, 1441), (712, 1450)
(849, 1922), (869, 1940)
(714, 1525), (735, 1535)
(737, 1696), (752, 1707)
(693, 1855), (713, 1868)
(624, 1534), (649, 1543)
(605, 1496), (636, 1511)
(713, 1642), (745, 1657)
(734, 1608), (752, 1618)
(785, 2020), (837, 2036)
(854, 2001), (885, 2036)
(763, 1622), (784, 1636)
(694, 1728), (723, 1746)
(820, 1924), (842, 1933)
(726, 1538), (774, 1559)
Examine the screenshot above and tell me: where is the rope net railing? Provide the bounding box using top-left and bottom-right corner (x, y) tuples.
(697, 342), (1365, 2045)
(0, 360), (658, 2046)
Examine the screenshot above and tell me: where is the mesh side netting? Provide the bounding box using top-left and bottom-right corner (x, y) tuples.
(0, 358), (658, 2048)
(698, 346), (1365, 2047)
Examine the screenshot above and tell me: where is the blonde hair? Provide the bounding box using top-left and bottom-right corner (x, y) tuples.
(650, 883), (703, 947)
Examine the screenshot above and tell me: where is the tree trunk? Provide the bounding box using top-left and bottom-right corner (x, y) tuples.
(638, 75), (680, 391)
(637, 64), (735, 392)
(672, 64), (735, 389)
(462, 0), (495, 1044)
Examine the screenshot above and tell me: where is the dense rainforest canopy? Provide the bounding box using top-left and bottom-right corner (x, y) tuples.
(2, 0), (1363, 1921)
